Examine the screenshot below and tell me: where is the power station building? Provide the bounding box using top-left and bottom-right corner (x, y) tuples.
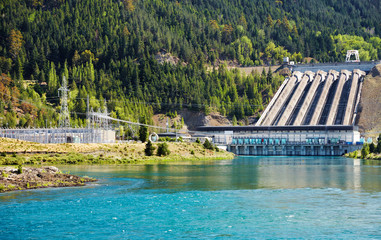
(197, 125), (361, 156)
(197, 61), (381, 156)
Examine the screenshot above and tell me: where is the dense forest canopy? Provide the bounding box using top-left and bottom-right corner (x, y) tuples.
(0, 0), (380, 130)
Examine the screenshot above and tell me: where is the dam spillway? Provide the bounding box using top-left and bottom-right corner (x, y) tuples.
(256, 69), (366, 127)
(198, 62), (381, 156)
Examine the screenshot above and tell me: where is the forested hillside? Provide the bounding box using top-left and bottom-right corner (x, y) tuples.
(0, 0), (380, 130)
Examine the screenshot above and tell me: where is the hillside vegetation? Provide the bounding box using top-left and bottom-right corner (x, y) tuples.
(1, 0), (381, 132)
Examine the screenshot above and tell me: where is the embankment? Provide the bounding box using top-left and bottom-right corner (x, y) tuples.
(357, 64), (381, 138)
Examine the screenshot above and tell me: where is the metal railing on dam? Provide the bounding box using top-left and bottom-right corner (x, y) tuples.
(288, 61), (380, 73)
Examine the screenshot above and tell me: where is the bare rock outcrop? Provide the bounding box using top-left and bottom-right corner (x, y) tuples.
(357, 64), (381, 138)
(0, 166), (96, 192)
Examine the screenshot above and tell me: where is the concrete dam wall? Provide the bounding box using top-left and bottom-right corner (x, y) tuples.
(256, 69), (366, 126)
(198, 62), (381, 156)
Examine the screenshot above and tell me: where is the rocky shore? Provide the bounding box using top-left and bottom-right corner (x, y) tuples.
(0, 166), (96, 193)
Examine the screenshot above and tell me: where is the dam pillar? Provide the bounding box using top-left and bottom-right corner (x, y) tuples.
(292, 146), (295, 156)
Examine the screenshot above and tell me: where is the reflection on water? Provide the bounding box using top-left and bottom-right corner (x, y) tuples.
(1, 156), (381, 239)
(56, 156), (381, 192)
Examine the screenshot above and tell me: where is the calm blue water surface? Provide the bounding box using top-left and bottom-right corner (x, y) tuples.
(1, 156), (381, 239)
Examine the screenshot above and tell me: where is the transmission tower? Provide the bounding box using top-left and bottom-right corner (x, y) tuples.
(58, 75), (70, 128)
(102, 99), (109, 129)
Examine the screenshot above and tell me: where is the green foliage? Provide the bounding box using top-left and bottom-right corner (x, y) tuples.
(138, 117), (148, 143)
(190, 150), (195, 155)
(369, 142), (376, 153)
(203, 139), (214, 150)
(1, 171), (8, 178)
(144, 140), (155, 156)
(157, 142), (170, 157)
(195, 138), (201, 144)
(361, 144), (370, 159)
(17, 164), (23, 174)
(232, 115), (237, 126)
(0, 0), (380, 128)
(159, 137), (177, 142)
(377, 134), (381, 154)
(333, 35), (380, 61)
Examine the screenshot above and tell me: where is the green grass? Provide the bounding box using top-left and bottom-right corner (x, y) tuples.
(0, 138), (234, 166)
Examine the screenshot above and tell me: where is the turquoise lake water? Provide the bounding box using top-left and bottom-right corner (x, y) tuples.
(1, 156), (381, 239)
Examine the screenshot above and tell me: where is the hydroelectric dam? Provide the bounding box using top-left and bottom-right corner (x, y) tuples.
(198, 61), (381, 156)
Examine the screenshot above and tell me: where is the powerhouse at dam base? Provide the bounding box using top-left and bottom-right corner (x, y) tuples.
(197, 125), (362, 156)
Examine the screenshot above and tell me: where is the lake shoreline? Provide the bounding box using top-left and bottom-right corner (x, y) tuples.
(0, 166), (96, 193)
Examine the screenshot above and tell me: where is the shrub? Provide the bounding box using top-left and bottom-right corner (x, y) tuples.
(144, 140), (156, 156)
(203, 139), (214, 150)
(0, 152), (6, 157)
(17, 164), (23, 174)
(1, 171), (8, 178)
(159, 137), (176, 142)
(190, 150), (195, 155)
(377, 134), (381, 153)
(369, 142), (376, 153)
(157, 142), (170, 156)
(361, 144), (370, 159)
(195, 138), (201, 144)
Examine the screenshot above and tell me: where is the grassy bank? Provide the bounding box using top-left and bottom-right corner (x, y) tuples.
(345, 153), (381, 160)
(0, 138), (234, 165)
(345, 150), (381, 160)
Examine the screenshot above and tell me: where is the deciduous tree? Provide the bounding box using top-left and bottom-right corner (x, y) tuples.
(9, 29), (23, 59)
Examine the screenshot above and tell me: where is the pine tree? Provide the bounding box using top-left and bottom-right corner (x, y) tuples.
(138, 117), (148, 142)
(232, 115), (237, 126)
(145, 140), (156, 156)
(377, 134), (381, 153)
(203, 138), (214, 150)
